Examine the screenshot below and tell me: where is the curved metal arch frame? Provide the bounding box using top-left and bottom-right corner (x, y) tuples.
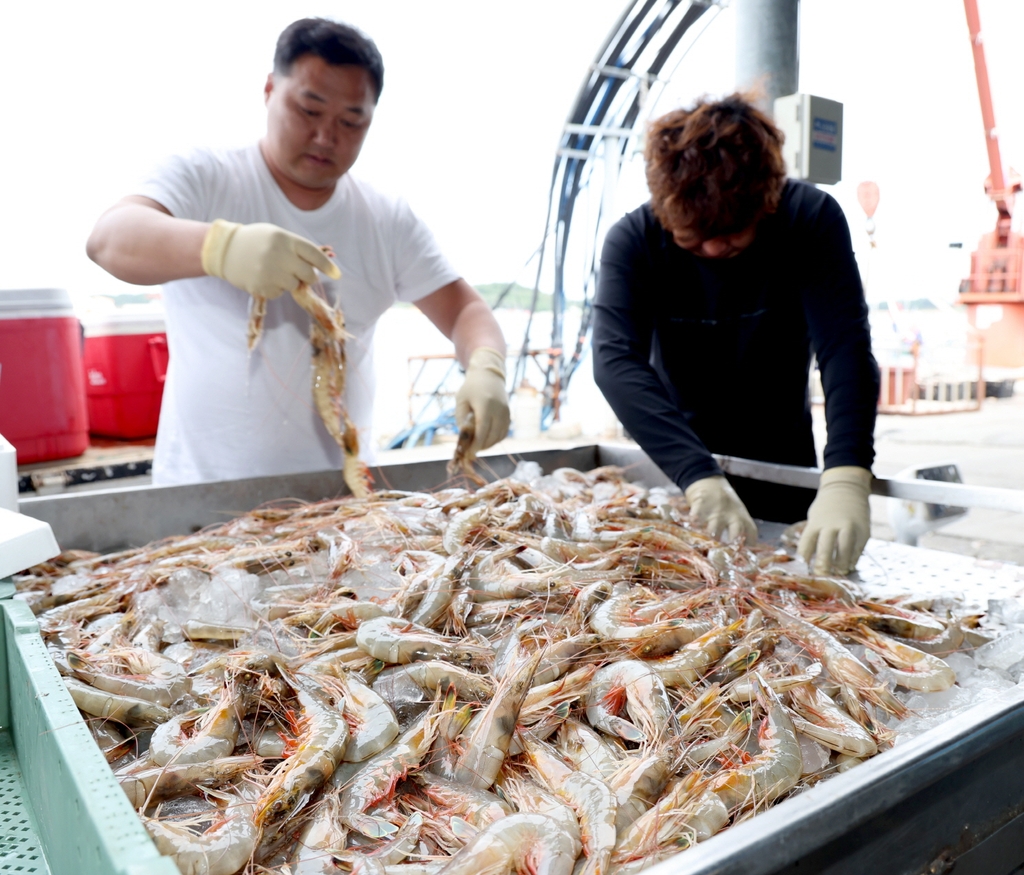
(515, 0), (720, 424)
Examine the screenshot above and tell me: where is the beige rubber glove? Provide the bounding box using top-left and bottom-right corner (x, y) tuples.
(201, 219), (340, 298)
(684, 475), (758, 544)
(798, 466), (872, 576)
(455, 347), (510, 454)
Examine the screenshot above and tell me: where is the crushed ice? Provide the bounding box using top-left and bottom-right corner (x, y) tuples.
(132, 567), (264, 644)
(890, 596), (1024, 743)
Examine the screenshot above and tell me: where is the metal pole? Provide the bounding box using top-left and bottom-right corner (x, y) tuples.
(735, 0), (800, 116)
(963, 0), (1008, 205)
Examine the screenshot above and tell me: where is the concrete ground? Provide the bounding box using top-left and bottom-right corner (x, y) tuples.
(813, 385), (1024, 565)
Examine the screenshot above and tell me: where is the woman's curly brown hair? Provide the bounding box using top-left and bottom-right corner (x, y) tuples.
(644, 94), (787, 242)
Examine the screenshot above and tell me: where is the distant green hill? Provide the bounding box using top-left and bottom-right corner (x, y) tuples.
(475, 283), (584, 311)
(475, 283), (553, 311)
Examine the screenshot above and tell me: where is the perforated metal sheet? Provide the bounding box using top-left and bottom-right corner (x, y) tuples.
(853, 537), (1024, 610)
(0, 732), (48, 875)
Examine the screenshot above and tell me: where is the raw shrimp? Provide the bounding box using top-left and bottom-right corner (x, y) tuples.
(337, 699), (441, 838)
(756, 567), (859, 605)
(373, 661), (493, 702)
(447, 411), (485, 486)
(589, 586), (714, 655)
(411, 774), (511, 828)
(524, 738), (617, 875)
(302, 286), (371, 500)
(453, 650), (542, 789)
(254, 723), (288, 758)
(64, 677), (170, 726)
(290, 598), (389, 634)
(436, 813), (577, 875)
(337, 811), (425, 869)
(522, 665), (597, 713)
(557, 718), (625, 781)
(443, 505), (490, 555)
(89, 721), (133, 763)
(308, 526), (358, 578)
(859, 601), (949, 640)
(682, 707), (753, 765)
(584, 660), (675, 743)
(706, 624), (777, 684)
(858, 627), (956, 692)
(409, 554), (465, 628)
(530, 634), (602, 685)
(67, 648), (189, 707)
(761, 602), (908, 724)
(788, 683), (878, 758)
(119, 756), (260, 808)
(19, 461), (985, 874)
(256, 672), (350, 830)
(182, 620), (250, 642)
(614, 775), (728, 861)
(383, 865), (444, 875)
(144, 792), (257, 875)
(149, 684), (242, 766)
(725, 662), (822, 703)
(328, 673), (400, 761)
(647, 620), (744, 687)
(710, 679), (803, 810)
(288, 791), (348, 874)
(356, 617), (490, 666)
(608, 747), (674, 832)
(247, 297), (266, 351)
(426, 685), (474, 780)
(494, 771), (581, 862)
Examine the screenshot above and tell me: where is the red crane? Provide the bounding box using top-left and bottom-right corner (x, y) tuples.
(958, 0), (1024, 367)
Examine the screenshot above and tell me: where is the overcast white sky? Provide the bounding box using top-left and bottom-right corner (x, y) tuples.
(1, 0), (1022, 305)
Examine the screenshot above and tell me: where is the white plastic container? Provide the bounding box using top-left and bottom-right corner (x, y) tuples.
(512, 381), (543, 440)
(0, 433), (17, 512)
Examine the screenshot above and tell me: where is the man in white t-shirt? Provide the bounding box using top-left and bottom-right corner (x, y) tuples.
(86, 18), (509, 486)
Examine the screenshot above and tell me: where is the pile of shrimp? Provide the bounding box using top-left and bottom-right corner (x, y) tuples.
(15, 466), (989, 875)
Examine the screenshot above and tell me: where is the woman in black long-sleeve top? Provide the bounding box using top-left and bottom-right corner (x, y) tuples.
(592, 94), (879, 576)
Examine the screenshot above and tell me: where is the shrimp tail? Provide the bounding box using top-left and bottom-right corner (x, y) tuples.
(448, 411), (485, 485)
(342, 413), (372, 499)
(247, 297), (267, 351)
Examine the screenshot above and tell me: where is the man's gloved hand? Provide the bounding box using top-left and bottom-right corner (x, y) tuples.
(684, 475), (758, 544)
(201, 219), (340, 298)
(455, 347), (510, 456)
(797, 466), (872, 576)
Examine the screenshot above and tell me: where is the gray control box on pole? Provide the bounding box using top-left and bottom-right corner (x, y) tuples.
(773, 93), (843, 185)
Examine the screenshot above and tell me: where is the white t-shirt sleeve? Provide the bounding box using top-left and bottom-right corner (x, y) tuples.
(390, 199), (461, 304)
(135, 151), (219, 222)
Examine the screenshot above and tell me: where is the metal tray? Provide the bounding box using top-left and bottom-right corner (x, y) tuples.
(16, 444), (1024, 874)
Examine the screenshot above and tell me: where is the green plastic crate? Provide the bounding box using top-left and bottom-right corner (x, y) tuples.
(0, 593), (177, 875)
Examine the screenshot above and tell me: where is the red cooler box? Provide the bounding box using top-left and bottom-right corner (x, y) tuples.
(83, 311), (168, 439)
(0, 288), (89, 464)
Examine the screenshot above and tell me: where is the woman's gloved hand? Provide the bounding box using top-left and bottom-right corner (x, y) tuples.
(201, 219), (340, 298)
(455, 347), (511, 457)
(684, 475), (758, 543)
(797, 466), (872, 575)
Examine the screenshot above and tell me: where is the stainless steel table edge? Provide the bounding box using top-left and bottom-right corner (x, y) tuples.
(17, 446), (603, 552)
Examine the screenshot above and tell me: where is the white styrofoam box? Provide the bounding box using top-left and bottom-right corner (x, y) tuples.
(774, 93), (843, 185)
(0, 433), (15, 512)
(0, 508), (60, 579)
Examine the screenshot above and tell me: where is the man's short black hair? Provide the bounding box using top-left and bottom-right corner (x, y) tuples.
(273, 18), (384, 101)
